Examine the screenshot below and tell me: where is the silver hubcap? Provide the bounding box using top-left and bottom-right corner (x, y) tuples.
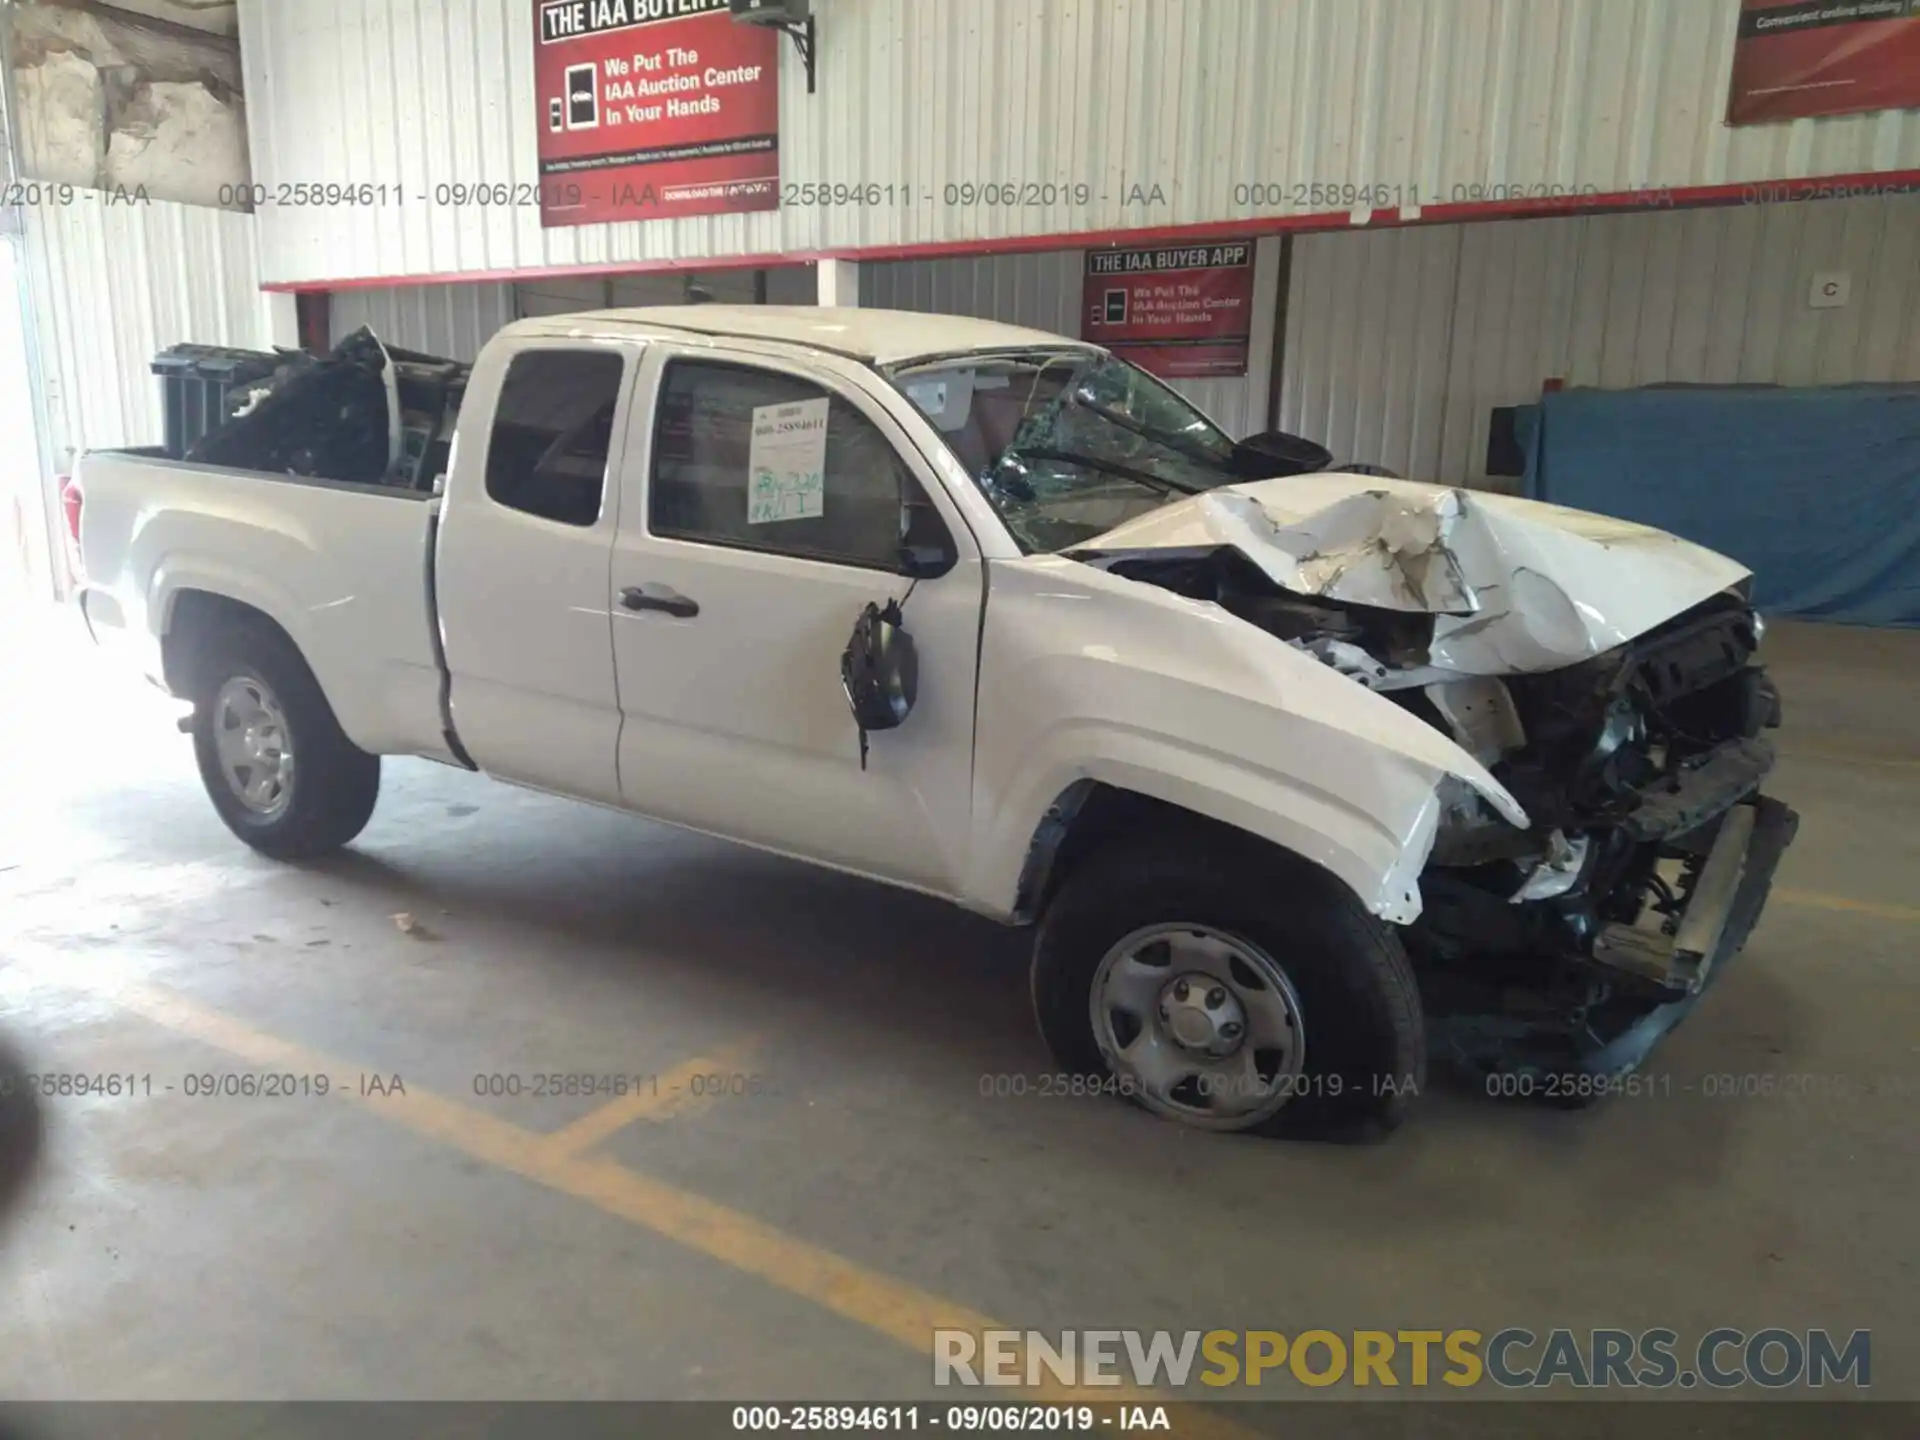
(212, 675), (295, 818)
(1090, 924), (1306, 1130)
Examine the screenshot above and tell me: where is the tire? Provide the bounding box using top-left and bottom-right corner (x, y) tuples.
(187, 619), (380, 860)
(1030, 832), (1425, 1140)
(0, 1037), (44, 1237)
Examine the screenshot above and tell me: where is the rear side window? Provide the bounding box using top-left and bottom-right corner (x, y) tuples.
(485, 350), (625, 526)
(649, 360), (926, 570)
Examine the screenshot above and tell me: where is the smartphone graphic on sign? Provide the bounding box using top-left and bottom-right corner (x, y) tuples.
(1103, 289), (1128, 324)
(566, 63), (598, 129)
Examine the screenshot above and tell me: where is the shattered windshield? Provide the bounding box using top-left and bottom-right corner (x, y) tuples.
(889, 350), (1242, 553)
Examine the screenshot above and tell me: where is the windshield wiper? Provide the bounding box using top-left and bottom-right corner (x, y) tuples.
(1007, 446), (1208, 496)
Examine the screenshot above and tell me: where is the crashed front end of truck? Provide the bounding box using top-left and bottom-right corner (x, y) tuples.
(1412, 594), (1798, 1086)
(1078, 480), (1800, 1089)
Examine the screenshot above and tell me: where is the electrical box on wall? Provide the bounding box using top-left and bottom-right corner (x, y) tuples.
(1809, 272), (1851, 309)
(728, 0), (817, 92)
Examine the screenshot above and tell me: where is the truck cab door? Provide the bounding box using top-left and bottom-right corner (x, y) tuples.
(436, 340), (638, 802)
(608, 345), (984, 896)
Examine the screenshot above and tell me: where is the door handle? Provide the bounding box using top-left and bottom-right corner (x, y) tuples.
(620, 586), (699, 619)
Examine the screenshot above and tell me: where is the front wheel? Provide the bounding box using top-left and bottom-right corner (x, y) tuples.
(1030, 836), (1425, 1139)
(188, 622), (380, 860)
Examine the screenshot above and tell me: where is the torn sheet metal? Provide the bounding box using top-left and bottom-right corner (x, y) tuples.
(1510, 830), (1590, 902)
(1292, 636), (1394, 688)
(1426, 676), (1526, 765)
(1078, 472), (1752, 675)
(1262, 485), (1478, 613)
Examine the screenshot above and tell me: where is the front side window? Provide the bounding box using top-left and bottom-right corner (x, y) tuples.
(650, 360), (936, 572)
(889, 350), (1241, 553)
(485, 349), (626, 526)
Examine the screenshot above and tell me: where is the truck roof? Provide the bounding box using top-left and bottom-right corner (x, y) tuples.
(503, 305), (1100, 368)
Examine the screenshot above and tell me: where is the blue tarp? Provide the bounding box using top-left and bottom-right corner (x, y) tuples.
(1518, 384), (1920, 627)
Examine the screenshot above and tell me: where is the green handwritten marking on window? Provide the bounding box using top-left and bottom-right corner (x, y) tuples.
(746, 395), (830, 524)
(748, 466), (824, 524)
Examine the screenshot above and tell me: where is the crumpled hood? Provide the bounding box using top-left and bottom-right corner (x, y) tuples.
(1078, 472), (1752, 674)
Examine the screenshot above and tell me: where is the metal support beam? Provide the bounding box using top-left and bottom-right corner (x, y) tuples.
(816, 258), (860, 308)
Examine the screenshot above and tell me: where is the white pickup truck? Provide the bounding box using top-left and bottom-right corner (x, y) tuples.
(73, 306), (1796, 1139)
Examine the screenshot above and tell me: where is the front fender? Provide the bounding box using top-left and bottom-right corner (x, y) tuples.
(968, 558), (1529, 925)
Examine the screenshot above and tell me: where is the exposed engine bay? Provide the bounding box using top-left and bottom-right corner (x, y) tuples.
(1078, 505), (1798, 1089)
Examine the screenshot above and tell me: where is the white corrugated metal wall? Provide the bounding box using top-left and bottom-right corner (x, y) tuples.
(1, 236), (52, 605)
(1281, 192), (1920, 487)
(327, 266), (819, 358)
(862, 243), (1283, 437)
(516, 265), (818, 315)
(864, 192), (1920, 480)
(20, 194), (274, 462)
(330, 282), (518, 362)
(237, 0), (1920, 289)
(865, 252), (1084, 338)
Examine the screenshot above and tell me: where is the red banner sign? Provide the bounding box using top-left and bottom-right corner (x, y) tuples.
(1080, 243), (1255, 381)
(1728, 0), (1920, 124)
(534, 0), (779, 227)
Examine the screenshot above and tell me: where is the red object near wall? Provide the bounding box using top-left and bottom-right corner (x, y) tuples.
(1728, 0), (1920, 124)
(1079, 242), (1256, 381)
(58, 477), (83, 586)
(534, 0), (780, 228)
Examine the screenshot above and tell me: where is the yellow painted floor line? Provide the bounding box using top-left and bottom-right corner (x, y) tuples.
(538, 1036), (760, 1160)
(1776, 888), (1920, 925)
(31, 965), (1255, 1438)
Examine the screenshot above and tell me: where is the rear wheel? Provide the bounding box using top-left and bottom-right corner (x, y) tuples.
(1031, 835), (1425, 1139)
(188, 623), (380, 859)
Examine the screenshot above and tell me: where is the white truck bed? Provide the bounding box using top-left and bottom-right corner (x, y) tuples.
(75, 451), (454, 762)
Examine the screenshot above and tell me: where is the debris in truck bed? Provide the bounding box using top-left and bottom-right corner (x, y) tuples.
(183, 328), (396, 483)
(165, 328), (469, 490)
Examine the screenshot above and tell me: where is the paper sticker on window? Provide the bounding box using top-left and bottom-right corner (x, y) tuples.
(747, 397), (829, 524)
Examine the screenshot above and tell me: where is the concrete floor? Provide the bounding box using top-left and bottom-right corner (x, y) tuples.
(0, 605), (1915, 1405)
